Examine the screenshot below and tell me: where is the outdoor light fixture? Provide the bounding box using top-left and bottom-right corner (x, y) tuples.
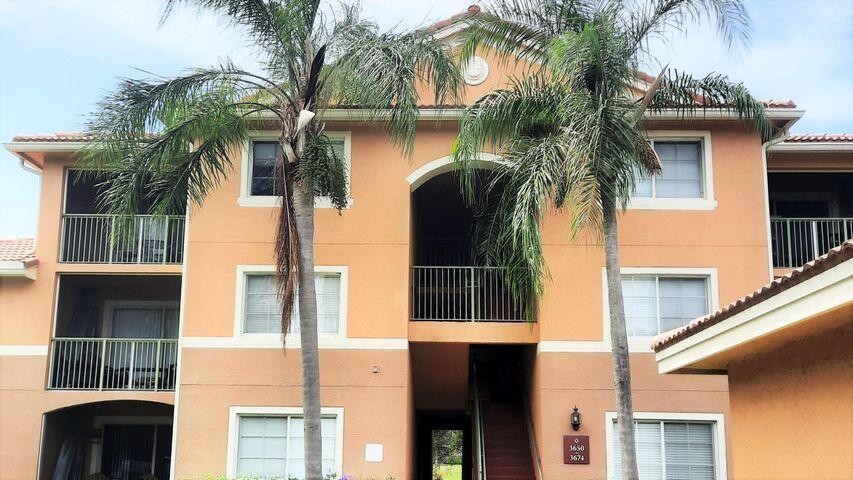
(571, 406), (582, 431)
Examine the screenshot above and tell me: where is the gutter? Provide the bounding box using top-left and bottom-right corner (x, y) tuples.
(0, 260), (38, 280)
(768, 142), (853, 152)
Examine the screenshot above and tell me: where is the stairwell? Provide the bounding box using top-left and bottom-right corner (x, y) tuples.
(481, 402), (536, 480)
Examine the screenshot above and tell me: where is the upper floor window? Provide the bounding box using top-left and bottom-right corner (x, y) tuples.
(242, 272), (342, 335)
(636, 141), (703, 198)
(629, 132), (715, 210)
(250, 141), (281, 196)
(235, 413), (339, 479)
(611, 419), (718, 480)
(622, 275), (709, 336)
(241, 132), (351, 208)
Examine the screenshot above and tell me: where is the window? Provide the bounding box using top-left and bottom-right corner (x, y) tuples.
(103, 302), (179, 339)
(636, 141), (703, 199)
(236, 415), (338, 479)
(612, 420), (716, 480)
(622, 276), (709, 336)
(250, 141), (281, 196)
(248, 136), (347, 197)
(243, 273), (341, 335)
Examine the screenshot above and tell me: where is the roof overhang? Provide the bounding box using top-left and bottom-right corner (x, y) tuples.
(0, 260), (38, 280)
(654, 258), (852, 375)
(768, 141), (853, 152)
(3, 107), (805, 162)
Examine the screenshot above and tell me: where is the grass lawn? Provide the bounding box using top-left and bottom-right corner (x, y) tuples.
(434, 464), (462, 480)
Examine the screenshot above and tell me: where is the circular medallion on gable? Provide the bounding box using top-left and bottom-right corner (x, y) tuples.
(462, 56), (489, 85)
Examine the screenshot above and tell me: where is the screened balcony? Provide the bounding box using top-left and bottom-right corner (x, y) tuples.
(60, 170), (186, 264)
(768, 173), (853, 268)
(410, 171), (526, 322)
(39, 401), (173, 480)
(48, 275), (180, 391)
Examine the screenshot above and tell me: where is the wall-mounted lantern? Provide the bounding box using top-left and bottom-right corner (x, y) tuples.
(571, 405), (582, 431)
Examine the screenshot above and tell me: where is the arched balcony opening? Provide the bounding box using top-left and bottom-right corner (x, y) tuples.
(409, 164), (526, 323)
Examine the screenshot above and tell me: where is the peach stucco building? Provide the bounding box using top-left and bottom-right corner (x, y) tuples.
(2, 9), (852, 480)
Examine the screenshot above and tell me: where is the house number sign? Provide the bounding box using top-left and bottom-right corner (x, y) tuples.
(563, 435), (590, 464)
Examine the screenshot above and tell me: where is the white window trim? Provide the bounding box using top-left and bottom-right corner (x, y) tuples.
(601, 267), (719, 352)
(238, 130), (353, 208)
(101, 300), (180, 338)
(604, 411), (727, 480)
(226, 406), (345, 479)
(232, 264), (348, 346)
(628, 131), (716, 210)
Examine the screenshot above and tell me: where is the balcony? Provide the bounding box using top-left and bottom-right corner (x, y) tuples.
(49, 274), (180, 391)
(48, 337), (178, 391)
(768, 172), (853, 269)
(411, 266), (525, 322)
(60, 214), (185, 264)
(60, 169), (186, 264)
(770, 218), (853, 268)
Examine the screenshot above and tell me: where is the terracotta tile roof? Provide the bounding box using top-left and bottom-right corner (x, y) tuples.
(426, 5), (481, 32)
(764, 99), (797, 108)
(652, 240), (853, 352)
(0, 238), (36, 265)
(784, 133), (853, 143)
(12, 132), (93, 142)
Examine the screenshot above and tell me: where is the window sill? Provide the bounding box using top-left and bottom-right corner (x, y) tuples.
(237, 196), (354, 209)
(626, 197), (717, 211)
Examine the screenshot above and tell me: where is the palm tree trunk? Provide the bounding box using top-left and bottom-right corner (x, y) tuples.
(293, 183), (323, 480)
(603, 197), (639, 480)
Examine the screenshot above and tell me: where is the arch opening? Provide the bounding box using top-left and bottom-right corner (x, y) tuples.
(39, 400), (174, 480)
(409, 167), (526, 322)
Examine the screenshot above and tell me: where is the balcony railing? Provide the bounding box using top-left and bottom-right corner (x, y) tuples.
(60, 214), (185, 264)
(770, 217), (853, 268)
(48, 338), (178, 391)
(411, 266), (527, 322)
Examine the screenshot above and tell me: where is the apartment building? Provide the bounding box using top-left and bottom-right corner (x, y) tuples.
(1, 12), (852, 480)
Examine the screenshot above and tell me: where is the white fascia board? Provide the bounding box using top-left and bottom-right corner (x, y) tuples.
(0, 261), (36, 279)
(768, 142), (853, 152)
(3, 142), (84, 152)
(249, 107), (805, 122)
(655, 259), (853, 374)
(644, 108), (805, 121)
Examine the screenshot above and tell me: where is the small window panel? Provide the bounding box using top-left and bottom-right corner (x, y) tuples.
(236, 415), (338, 479)
(612, 420), (716, 480)
(635, 141), (704, 199)
(243, 273), (341, 335)
(622, 275), (709, 336)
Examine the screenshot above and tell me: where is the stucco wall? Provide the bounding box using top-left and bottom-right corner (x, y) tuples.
(727, 321), (853, 480)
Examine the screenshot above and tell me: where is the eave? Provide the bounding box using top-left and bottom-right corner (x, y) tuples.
(0, 260), (38, 280)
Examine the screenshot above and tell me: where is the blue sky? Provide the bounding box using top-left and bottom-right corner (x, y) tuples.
(1, 0), (851, 238)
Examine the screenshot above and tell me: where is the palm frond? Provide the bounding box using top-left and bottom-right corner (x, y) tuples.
(325, 7), (463, 156)
(461, 0), (597, 68)
(648, 70), (773, 141)
(624, 0), (751, 54)
(161, 0), (320, 86)
(297, 131), (348, 210)
(452, 73), (566, 200)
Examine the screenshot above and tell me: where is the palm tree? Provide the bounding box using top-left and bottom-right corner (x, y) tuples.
(451, 1), (773, 478)
(80, 1), (462, 478)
